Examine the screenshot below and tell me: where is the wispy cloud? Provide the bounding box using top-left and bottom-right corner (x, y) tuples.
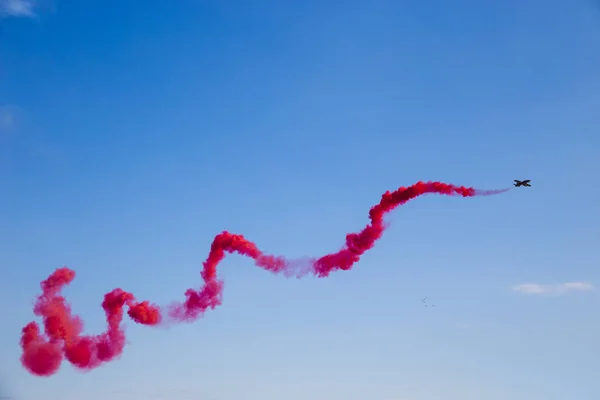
(0, 0), (36, 18)
(0, 105), (64, 161)
(512, 282), (595, 295)
(0, 105), (24, 134)
(0, 106), (16, 132)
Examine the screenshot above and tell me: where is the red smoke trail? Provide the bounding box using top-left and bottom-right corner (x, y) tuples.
(19, 181), (509, 377)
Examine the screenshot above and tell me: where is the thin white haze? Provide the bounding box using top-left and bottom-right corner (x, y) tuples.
(512, 282), (594, 295)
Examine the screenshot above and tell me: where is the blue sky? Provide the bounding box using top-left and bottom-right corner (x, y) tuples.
(1, 0), (599, 399)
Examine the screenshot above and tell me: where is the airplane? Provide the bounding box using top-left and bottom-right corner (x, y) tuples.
(421, 297), (435, 307)
(514, 179), (531, 187)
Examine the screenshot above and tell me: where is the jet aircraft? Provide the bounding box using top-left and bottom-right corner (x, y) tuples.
(514, 179), (531, 187)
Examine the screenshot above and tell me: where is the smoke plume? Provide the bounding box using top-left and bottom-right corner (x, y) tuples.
(20, 181), (509, 376)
